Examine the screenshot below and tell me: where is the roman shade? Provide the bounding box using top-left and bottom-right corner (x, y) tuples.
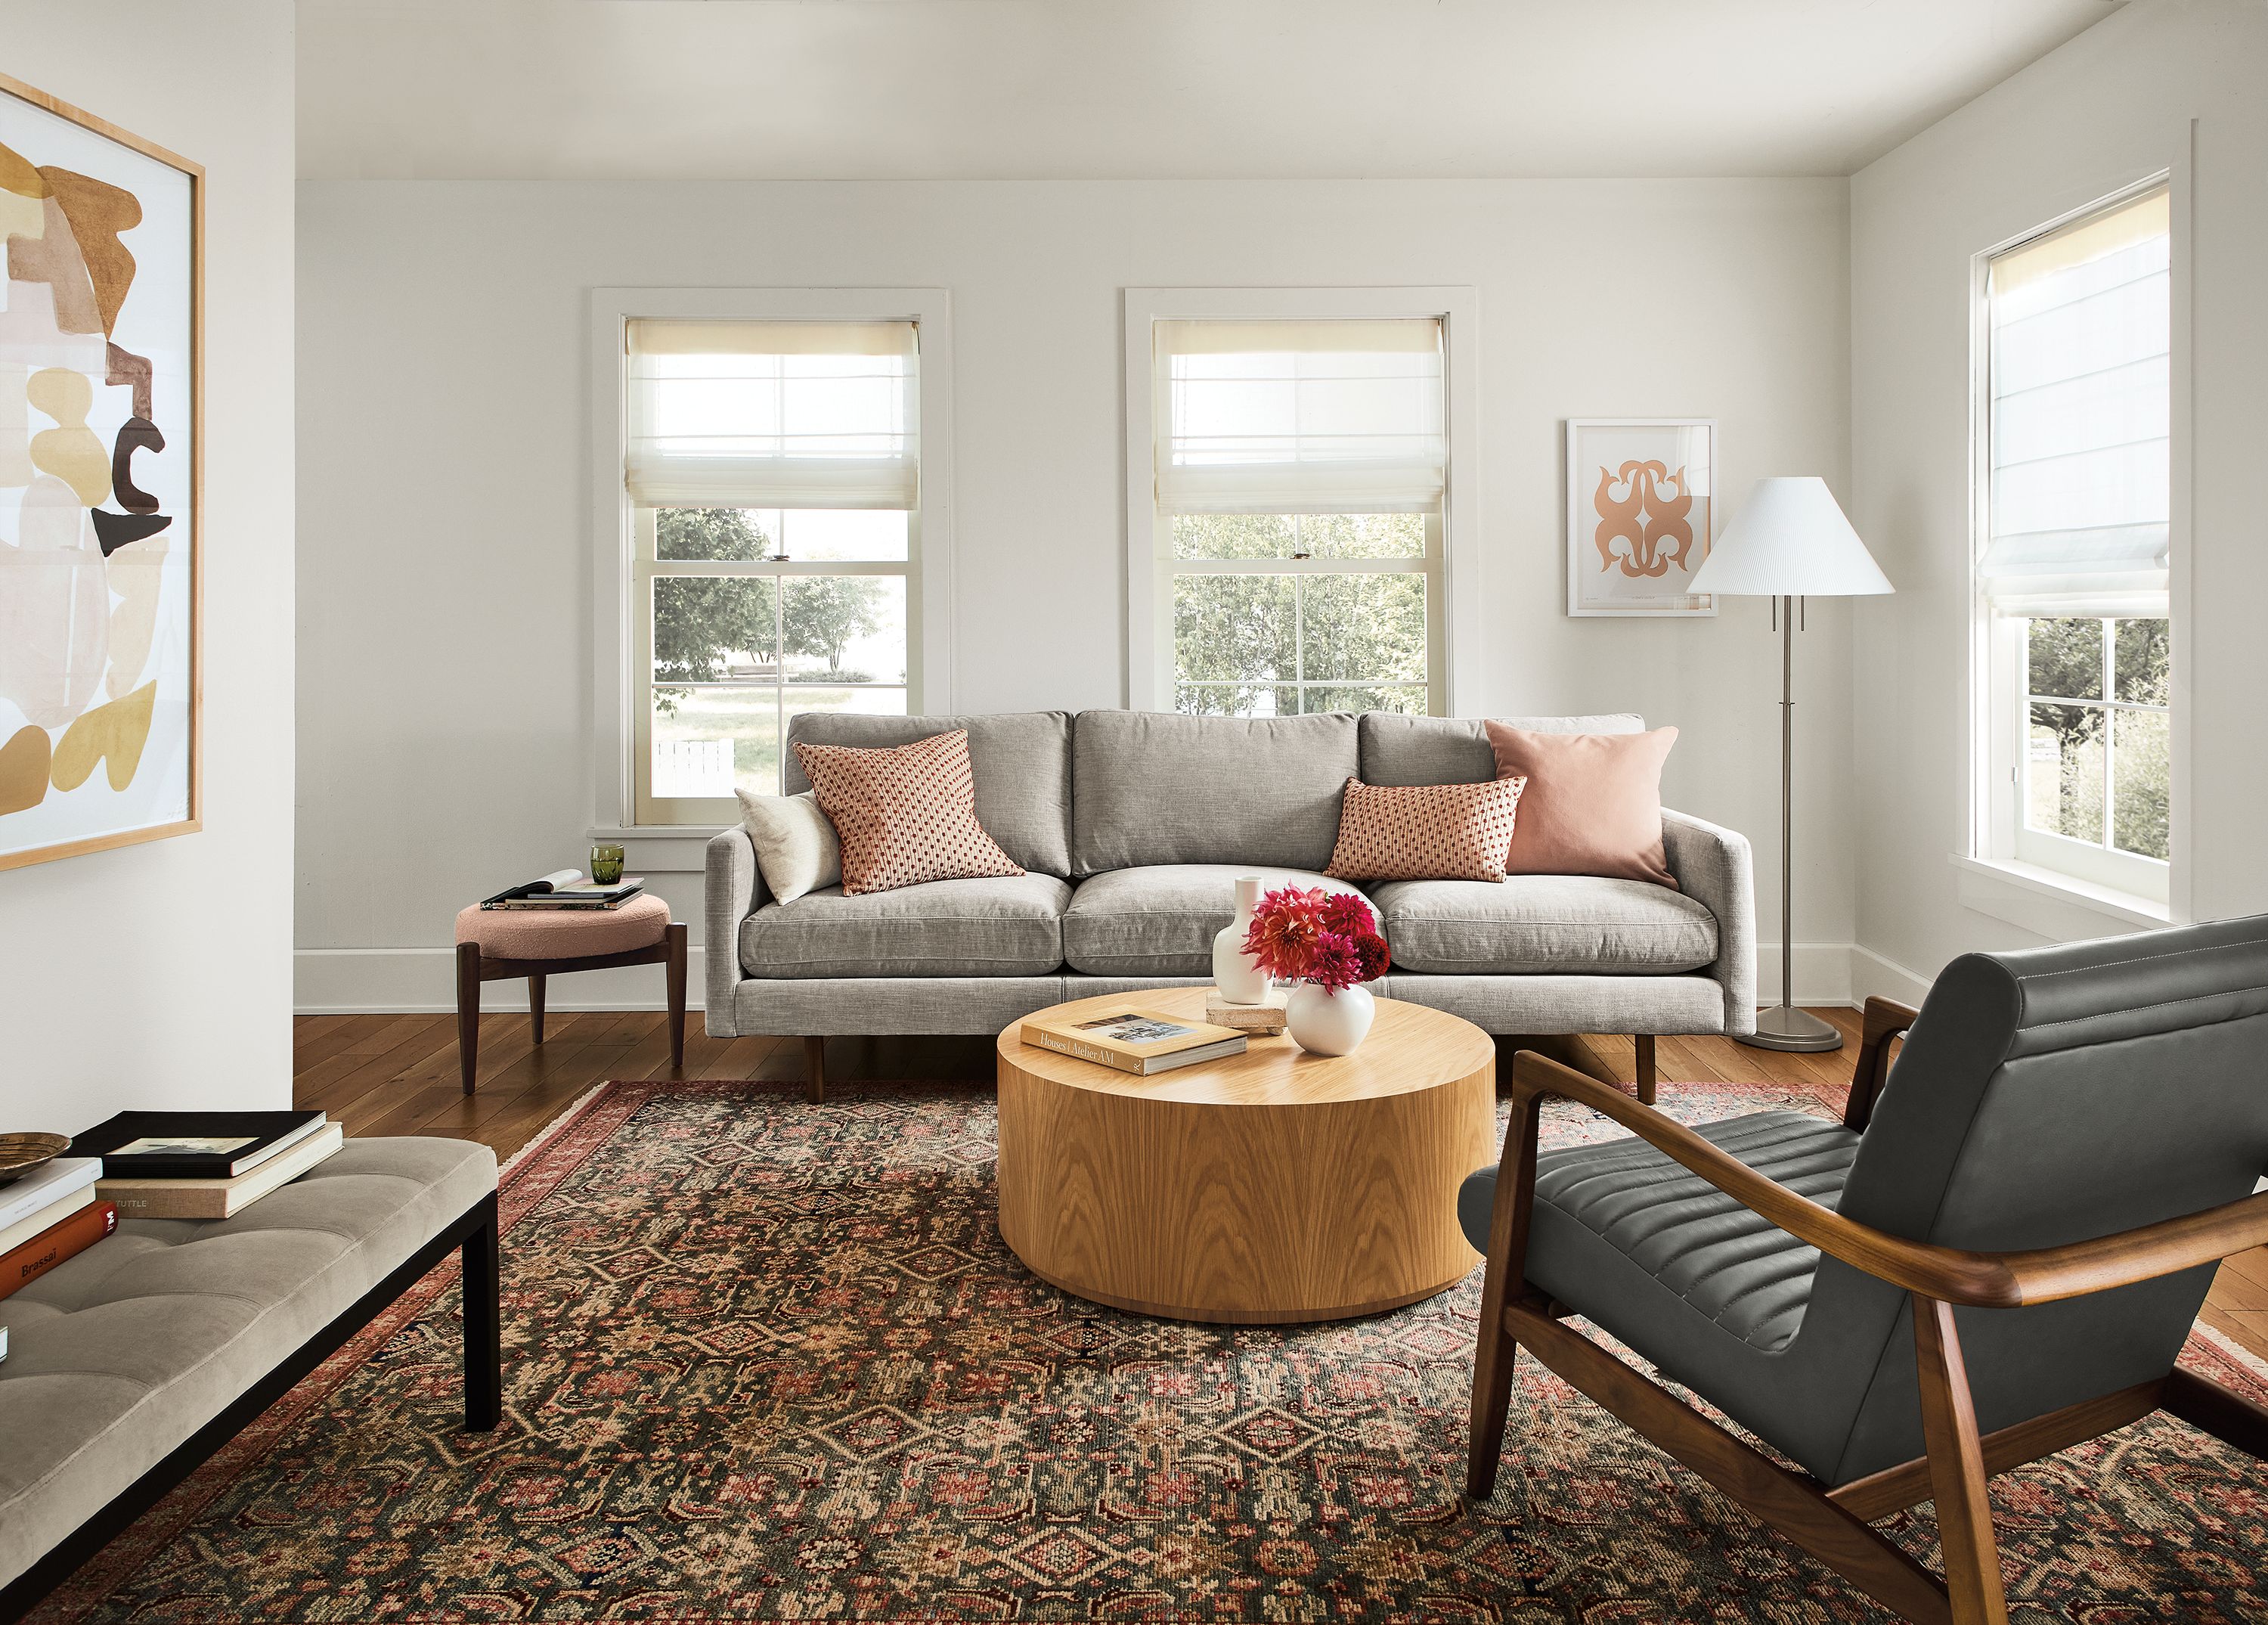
(1979, 188), (2169, 618)
(1151, 318), (1444, 514)
(627, 319), (919, 509)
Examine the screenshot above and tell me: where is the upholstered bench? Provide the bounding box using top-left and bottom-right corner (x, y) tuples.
(0, 1137), (500, 1619)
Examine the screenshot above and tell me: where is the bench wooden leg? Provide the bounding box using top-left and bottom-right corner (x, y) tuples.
(1634, 1034), (1657, 1106)
(456, 941), (482, 1096)
(528, 972), (547, 1045)
(804, 1036), (827, 1104)
(665, 923), (688, 1069)
(462, 1192), (502, 1432)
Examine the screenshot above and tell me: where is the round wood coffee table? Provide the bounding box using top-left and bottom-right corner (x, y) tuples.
(996, 987), (1495, 1324)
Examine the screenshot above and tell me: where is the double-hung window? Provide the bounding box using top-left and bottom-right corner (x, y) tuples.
(1141, 316), (1449, 716)
(625, 319), (919, 823)
(1976, 185), (2173, 902)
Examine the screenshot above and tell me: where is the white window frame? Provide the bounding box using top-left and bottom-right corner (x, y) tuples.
(1123, 287), (1480, 715)
(1965, 143), (2192, 925)
(589, 288), (953, 841)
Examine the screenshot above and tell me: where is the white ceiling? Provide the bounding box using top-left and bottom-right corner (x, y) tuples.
(296, 0), (2121, 181)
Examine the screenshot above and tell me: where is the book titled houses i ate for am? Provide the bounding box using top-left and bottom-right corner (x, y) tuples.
(1020, 1008), (1248, 1075)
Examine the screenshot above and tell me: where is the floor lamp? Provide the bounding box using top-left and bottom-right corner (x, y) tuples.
(1687, 478), (1893, 1053)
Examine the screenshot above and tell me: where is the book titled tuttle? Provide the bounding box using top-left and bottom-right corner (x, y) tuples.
(97, 1123), (345, 1220)
(0, 1200), (117, 1303)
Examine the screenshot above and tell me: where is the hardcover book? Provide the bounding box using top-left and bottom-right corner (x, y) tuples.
(1020, 1008), (1248, 1076)
(1204, 987), (1290, 1034)
(482, 871), (644, 910)
(97, 1123), (345, 1220)
(70, 1110), (328, 1180)
(0, 1155), (100, 1235)
(0, 1200), (116, 1302)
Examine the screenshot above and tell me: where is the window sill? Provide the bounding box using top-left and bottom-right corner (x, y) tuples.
(589, 825), (728, 873)
(1948, 854), (2169, 942)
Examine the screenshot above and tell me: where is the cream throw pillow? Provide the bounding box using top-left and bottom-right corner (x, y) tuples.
(735, 788), (842, 904)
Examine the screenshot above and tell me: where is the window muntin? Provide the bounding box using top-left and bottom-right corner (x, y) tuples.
(1978, 187), (2171, 900)
(626, 318), (919, 823)
(1152, 321), (1445, 717)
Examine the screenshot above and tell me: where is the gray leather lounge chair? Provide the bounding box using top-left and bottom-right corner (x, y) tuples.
(1459, 915), (2268, 1624)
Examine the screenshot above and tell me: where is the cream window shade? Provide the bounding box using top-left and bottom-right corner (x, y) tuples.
(1154, 318), (1444, 515)
(627, 319), (919, 508)
(1981, 190), (2169, 618)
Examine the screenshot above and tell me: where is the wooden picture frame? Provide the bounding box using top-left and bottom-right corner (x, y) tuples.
(1565, 418), (1715, 617)
(0, 70), (202, 871)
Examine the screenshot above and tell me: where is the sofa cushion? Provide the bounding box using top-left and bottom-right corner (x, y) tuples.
(1371, 875), (1718, 974)
(1063, 864), (1372, 976)
(1358, 712), (1645, 786)
(1070, 711), (1359, 875)
(739, 873), (1071, 979)
(785, 711), (1073, 877)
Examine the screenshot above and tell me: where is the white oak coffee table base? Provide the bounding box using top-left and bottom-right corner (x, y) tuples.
(996, 988), (1495, 1325)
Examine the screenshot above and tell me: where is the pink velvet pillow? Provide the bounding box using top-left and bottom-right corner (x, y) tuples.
(792, 729), (1024, 896)
(1483, 722), (1679, 888)
(1325, 777), (1527, 882)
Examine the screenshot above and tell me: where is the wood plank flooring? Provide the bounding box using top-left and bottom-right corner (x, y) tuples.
(293, 1006), (2268, 1365)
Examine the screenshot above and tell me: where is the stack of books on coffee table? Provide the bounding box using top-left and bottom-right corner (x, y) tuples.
(70, 1110), (345, 1220)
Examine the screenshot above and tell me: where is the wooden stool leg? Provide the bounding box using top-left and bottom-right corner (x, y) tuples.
(665, 923), (687, 1068)
(456, 941), (482, 1096)
(804, 1036), (827, 1105)
(528, 972), (547, 1046)
(1634, 1034), (1657, 1106)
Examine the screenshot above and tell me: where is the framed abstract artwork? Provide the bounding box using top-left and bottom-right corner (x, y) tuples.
(0, 73), (200, 871)
(1565, 419), (1715, 617)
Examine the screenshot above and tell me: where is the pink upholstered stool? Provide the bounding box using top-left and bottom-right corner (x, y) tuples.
(453, 895), (686, 1094)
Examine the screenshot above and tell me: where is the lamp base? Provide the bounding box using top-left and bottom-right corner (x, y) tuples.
(1738, 1004), (1846, 1054)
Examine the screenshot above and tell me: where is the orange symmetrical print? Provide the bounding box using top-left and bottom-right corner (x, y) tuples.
(1592, 459), (1696, 579)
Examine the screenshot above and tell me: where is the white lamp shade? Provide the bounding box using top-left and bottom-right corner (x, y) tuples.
(1687, 476), (1894, 598)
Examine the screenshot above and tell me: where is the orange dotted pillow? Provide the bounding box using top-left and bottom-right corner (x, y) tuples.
(1323, 775), (1529, 882)
(792, 729), (1024, 896)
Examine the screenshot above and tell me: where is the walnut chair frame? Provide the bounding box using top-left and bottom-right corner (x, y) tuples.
(1468, 1000), (2268, 1625)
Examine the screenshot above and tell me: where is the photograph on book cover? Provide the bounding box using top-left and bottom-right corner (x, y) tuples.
(0, 73), (202, 870)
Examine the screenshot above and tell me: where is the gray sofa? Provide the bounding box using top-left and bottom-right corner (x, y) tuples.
(705, 709), (1755, 1054)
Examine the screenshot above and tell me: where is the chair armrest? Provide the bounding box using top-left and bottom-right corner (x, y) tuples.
(702, 826), (770, 1037)
(1662, 809), (1757, 1037)
(1844, 996), (1919, 1131)
(1497, 1050), (2268, 1310)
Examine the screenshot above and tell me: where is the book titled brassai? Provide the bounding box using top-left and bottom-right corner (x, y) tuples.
(70, 1111), (343, 1220)
(1021, 1008), (1247, 1076)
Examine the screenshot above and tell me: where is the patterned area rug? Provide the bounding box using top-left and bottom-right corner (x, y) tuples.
(33, 1075), (2268, 1623)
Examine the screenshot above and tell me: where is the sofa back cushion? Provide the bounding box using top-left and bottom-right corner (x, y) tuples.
(784, 711), (1073, 877)
(1357, 712), (1644, 786)
(1070, 710), (1359, 875)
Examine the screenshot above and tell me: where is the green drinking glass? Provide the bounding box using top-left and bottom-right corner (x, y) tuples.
(590, 843), (625, 885)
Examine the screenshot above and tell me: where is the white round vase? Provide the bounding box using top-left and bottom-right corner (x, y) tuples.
(1211, 875), (1269, 1003)
(1285, 982), (1375, 1057)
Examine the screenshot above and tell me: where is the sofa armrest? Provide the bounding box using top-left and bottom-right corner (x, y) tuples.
(1662, 808), (1756, 1037)
(703, 826), (770, 1037)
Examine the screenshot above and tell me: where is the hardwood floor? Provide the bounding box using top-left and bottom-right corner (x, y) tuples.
(293, 1005), (2268, 1364)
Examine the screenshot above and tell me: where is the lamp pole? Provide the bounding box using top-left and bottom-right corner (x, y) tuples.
(1743, 592), (1842, 1052)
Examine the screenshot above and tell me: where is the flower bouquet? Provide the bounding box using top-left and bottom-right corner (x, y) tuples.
(1241, 886), (1390, 1056)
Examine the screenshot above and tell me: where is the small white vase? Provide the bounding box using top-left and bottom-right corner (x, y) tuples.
(1286, 982), (1375, 1056)
(1212, 875), (1269, 1003)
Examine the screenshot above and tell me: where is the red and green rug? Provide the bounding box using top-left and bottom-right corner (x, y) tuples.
(33, 1075), (2268, 1622)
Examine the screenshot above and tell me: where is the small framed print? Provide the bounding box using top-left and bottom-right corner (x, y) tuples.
(1566, 419), (1715, 617)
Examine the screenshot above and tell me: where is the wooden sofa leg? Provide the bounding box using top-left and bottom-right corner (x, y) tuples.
(1914, 1295), (2011, 1625)
(461, 1192), (503, 1432)
(665, 923), (688, 1069)
(1634, 1035), (1657, 1106)
(456, 941), (482, 1096)
(528, 972), (547, 1046)
(804, 1036), (827, 1105)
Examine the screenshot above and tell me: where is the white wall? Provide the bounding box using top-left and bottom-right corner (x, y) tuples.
(0, 2), (296, 1128)
(294, 177), (1855, 1011)
(1849, 0), (2268, 991)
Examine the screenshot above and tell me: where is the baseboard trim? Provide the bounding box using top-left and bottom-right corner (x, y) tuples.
(295, 947), (711, 1015)
(296, 941), (1892, 1019)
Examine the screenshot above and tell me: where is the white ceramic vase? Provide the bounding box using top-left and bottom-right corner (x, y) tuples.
(1285, 982), (1374, 1056)
(1212, 875), (1269, 1003)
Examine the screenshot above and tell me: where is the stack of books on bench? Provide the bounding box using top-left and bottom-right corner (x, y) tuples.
(480, 870), (644, 910)
(71, 1111), (345, 1220)
(2, 1154), (113, 1314)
